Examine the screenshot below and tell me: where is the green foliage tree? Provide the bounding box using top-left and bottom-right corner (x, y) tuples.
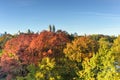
(0, 34), (13, 51)
(89, 34), (116, 42)
(47, 56), (78, 80)
(17, 57), (61, 80)
(52, 25), (55, 32)
(49, 25), (52, 32)
(27, 29), (32, 34)
(111, 35), (120, 72)
(76, 37), (119, 80)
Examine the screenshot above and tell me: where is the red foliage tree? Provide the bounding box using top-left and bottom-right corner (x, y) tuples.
(25, 30), (70, 64)
(0, 34), (38, 79)
(0, 31), (70, 79)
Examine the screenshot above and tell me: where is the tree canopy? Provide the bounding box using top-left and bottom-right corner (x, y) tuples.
(0, 28), (119, 80)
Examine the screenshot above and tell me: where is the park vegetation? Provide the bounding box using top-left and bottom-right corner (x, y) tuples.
(0, 26), (120, 80)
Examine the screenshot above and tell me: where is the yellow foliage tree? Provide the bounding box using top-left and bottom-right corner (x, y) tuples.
(64, 36), (98, 62)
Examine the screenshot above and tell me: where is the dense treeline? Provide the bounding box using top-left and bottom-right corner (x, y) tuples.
(0, 28), (120, 80)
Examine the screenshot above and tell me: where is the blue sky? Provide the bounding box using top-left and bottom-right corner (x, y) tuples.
(0, 0), (120, 35)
